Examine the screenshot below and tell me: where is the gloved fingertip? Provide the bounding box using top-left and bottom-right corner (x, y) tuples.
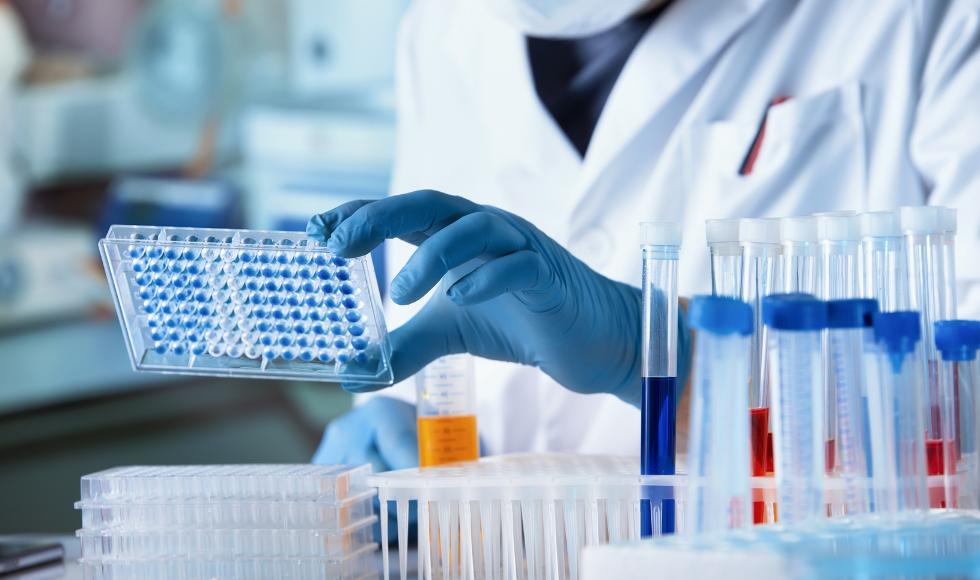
(445, 281), (474, 306)
(306, 214), (329, 241)
(388, 278), (411, 305)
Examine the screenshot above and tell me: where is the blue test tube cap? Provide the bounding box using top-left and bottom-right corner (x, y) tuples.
(687, 295), (753, 336)
(873, 311), (921, 373)
(935, 320), (980, 362)
(762, 294), (827, 331)
(827, 298), (878, 329)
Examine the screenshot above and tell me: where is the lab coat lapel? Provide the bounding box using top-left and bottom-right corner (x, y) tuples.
(445, 3), (582, 239)
(571, 0), (773, 214)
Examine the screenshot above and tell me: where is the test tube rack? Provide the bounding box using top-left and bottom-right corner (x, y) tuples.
(99, 225), (394, 385)
(581, 510), (980, 580)
(75, 465), (380, 580)
(369, 454), (792, 580)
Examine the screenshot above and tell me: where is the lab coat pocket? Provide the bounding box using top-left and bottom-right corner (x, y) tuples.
(700, 82), (866, 216)
(679, 82), (867, 294)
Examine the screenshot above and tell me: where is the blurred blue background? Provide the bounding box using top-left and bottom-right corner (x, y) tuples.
(0, 0), (407, 533)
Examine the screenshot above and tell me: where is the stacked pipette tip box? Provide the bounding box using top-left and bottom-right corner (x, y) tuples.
(75, 465), (380, 580)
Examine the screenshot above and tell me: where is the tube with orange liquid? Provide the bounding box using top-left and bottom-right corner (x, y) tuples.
(416, 354), (479, 467)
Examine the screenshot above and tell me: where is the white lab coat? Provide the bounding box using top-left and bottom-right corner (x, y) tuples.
(360, 0), (980, 458)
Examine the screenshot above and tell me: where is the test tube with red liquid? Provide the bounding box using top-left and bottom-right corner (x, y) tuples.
(933, 320), (980, 510)
(900, 206), (948, 481)
(738, 219), (780, 489)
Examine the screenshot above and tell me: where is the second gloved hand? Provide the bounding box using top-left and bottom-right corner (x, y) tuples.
(308, 190), (691, 406)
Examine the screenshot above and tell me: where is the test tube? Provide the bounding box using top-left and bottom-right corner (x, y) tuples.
(943, 208), (958, 320)
(780, 216), (818, 294)
(739, 218), (781, 483)
(900, 206), (947, 473)
(859, 211), (907, 312)
(934, 320), (980, 510)
(816, 214), (861, 476)
(827, 299), (878, 516)
(867, 311), (928, 515)
(706, 219), (742, 299)
(685, 295), (753, 534)
(640, 222), (682, 537)
(415, 354), (479, 467)
(764, 294), (827, 524)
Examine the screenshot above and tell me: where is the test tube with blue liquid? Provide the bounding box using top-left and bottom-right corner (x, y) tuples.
(764, 294), (826, 524)
(816, 214), (861, 476)
(685, 295), (753, 534)
(934, 320), (980, 510)
(867, 311), (928, 515)
(640, 222), (682, 537)
(827, 298), (878, 516)
(706, 219), (742, 299)
(900, 206), (948, 479)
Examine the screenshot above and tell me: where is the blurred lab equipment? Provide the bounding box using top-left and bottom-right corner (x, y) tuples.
(99, 175), (239, 232)
(705, 218), (741, 299)
(859, 211), (907, 312)
(0, 1), (29, 234)
(415, 354), (478, 467)
(287, 0), (408, 97)
(12, 0), (145, 57)
(640, 221), (682, 536)
(242, 103), (395, 233)
(764, 294), (827, 524)
(685, 295), (753, 534)
(0, 223), (106, 329)
(867, 311), (928, 515)
(99, 224), (394, 384)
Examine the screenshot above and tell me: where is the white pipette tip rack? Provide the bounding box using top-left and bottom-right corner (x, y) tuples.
(75, 465), (380, 580)
(99, 225), (394, 385)
(368, 454), (693, 580)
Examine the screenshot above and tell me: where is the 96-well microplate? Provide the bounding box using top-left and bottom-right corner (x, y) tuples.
(100, 226), (393, 384)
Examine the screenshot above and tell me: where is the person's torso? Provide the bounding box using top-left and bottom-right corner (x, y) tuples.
(381, 0), (940, 456)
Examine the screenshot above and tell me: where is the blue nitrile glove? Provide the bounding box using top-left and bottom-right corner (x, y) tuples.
(312, 396), (419, 542)
(307, 190), (692, 406)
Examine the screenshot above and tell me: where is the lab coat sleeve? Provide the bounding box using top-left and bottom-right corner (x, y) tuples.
(909, 0), (980, 318)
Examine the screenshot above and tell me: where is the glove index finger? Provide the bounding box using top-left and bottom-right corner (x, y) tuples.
(328, 190), (483, 258)
(307, 199), (376, 242)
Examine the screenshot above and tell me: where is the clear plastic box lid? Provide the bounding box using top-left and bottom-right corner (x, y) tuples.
(99, 226), (394, 385)
(76, 517), (376, 560)
(76, 494), (376, 533)
(79, 464), (373, 504)
(77, 543), (379, 580)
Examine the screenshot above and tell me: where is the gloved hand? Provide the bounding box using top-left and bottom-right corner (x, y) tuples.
(307, 190), (692, 406)
(312, 396), (419, 472)
(312, 396), (419, 543)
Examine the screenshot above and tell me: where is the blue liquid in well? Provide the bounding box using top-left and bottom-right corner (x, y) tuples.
(641, 376), (676, 537)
